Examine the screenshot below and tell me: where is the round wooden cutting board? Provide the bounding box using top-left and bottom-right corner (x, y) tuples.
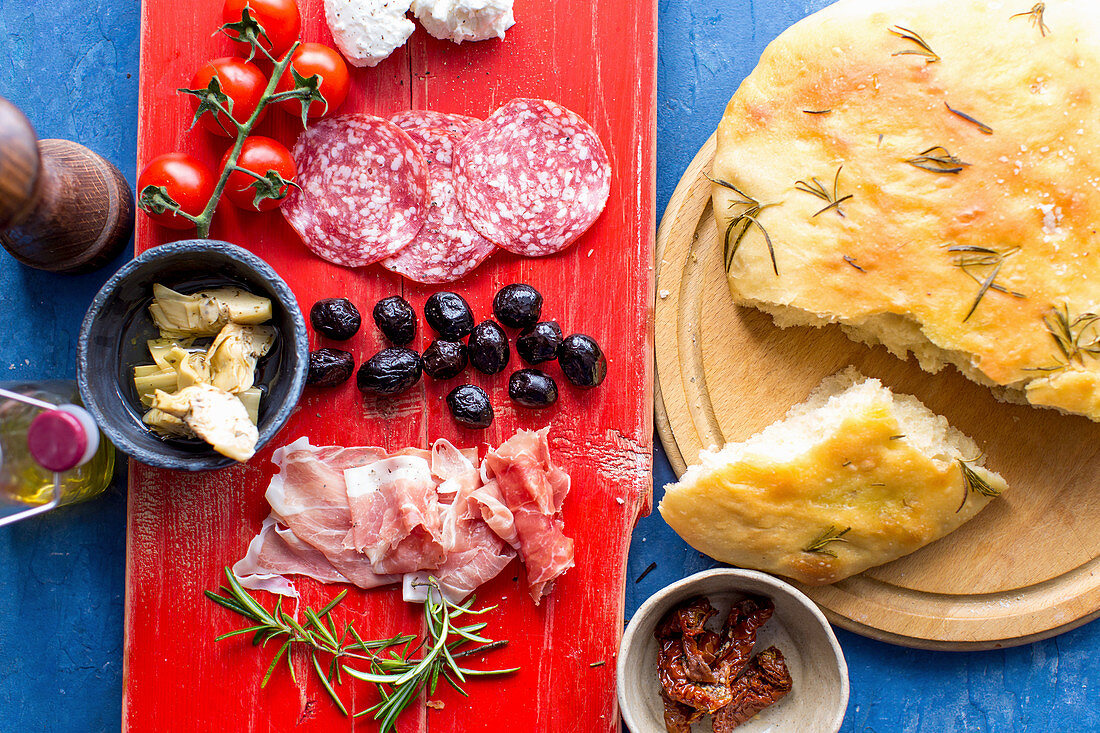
(655, 134), (1100, 650)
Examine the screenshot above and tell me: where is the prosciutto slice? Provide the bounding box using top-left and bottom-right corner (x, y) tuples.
(264, 438), (397, 589)
(405, 459), (515, 603)
(344, 456), (448, 574)
(482, 428), (575, 603)
(234, 516), (349, 597)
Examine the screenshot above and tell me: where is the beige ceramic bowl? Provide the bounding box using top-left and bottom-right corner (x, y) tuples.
(617, 569), (849, 732)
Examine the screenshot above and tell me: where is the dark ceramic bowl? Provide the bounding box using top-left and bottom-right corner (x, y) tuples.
(77, 240), (308, 471)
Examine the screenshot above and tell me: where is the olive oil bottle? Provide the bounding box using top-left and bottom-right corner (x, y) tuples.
(0, 381), (114, 523)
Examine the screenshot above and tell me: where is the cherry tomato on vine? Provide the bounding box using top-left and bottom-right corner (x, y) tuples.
(222, 0), (301, 57)
(188, 57), (268, 137)
(220, 136), (298, 212)
(137, 153), (217, 230)
(275, 43), (349, 121)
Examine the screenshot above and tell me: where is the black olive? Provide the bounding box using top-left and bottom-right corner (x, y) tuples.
(509, 369), (558, 408)
(372, 296), (416, 345)
(516, 321), (563, 364)
(422, 339), (468, 380)
(492, 284), (543, 329)
(446, 384), (493, 428)
(468, 320), (510, 375)
(424, 292), (474, 340)
(558, 334), (607, 388)
(307, 348), (355, 387)
(310, 298), (362, 340)
(356, 347), (422, 396)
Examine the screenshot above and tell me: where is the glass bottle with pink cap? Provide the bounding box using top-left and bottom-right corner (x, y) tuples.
(0, 380), (115, 525)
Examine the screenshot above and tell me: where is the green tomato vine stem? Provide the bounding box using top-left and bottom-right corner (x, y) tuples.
(191, 39), (301, 238)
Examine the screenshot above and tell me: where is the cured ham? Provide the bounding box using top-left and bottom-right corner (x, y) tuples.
(483, 427), (574, 603)
(406, 456), (516, 603)
(344, 455), (448, 574)
(234, 516), (348, 597)
(261, 438), (397, 590)
(234, 430), (572, 605)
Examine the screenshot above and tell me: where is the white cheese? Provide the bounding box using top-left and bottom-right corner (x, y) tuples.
(410, 0), (515, 44)
(324, 0), (416, 68)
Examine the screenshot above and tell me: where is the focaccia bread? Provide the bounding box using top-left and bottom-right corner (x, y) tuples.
(712, 0), (1100, 421)
(658, 368), (1008, 585)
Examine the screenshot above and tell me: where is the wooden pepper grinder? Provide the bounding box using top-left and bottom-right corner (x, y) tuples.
(0, 96), (134, 273)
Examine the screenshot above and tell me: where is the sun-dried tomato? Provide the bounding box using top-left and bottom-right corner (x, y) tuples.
(711, 596), (774, 684)
(711, 646), (793, 731)
(661, 691), (702, 733)
(656, 636), (734, 713)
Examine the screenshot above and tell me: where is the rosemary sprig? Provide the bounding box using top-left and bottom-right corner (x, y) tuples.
(795, 166), (853, 217)
(709, 175), (779, 276)
(946, 245), (1025, 321)
(206, 570), (515, 728)
(345, 580), (518, 733)
(206, 568), (415, 715)
(1043, 305), (1100, 366)
(889, 25), (940, 62)
(905, 146), (970, 174)
(956, 459), (1002, 513)
(1011, 3), (1049, 37)
(803, 526), (851, 557)
(945, 102), (993, 135)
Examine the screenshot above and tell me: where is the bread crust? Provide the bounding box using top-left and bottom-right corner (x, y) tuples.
(712, 0), (1100, 420)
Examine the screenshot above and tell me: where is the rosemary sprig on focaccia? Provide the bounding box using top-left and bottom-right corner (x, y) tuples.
(956, 459), (1002, 513)
(1044, 305), (1100, 366)
(794, 166), (854, 217)
(1011, 3), (1049, 37)
(708, 175), (780, 276)
(889, 25), (940, 63)
(946, 245), (1026, 321)
(803, 526), (851, 557)
(905, 146), (970, 174)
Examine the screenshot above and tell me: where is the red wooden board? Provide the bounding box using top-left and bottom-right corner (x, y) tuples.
(124, 1), (655, 730)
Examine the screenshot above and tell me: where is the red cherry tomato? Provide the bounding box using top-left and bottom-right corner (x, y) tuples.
(220, 136), (297, 212)
(137, 153), (217, 230)
(222, 0), (301, 57)
(189, 57), (268, 137)
(275, 43), (349, 121)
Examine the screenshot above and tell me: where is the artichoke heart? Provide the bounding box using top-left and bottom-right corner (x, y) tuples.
(207, 323), (277, 393)
(152, 384), (258, 462)
(147, 338), (194, 370)
(162, 346), (211, 391)
(142, 408), (196, 438)
(192, 287), (272, 324)
(149, 284), (228, 339)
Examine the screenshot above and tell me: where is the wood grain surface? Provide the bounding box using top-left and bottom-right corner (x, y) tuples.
(655, 134), (1100, 650)
(124, 1), (655, 730)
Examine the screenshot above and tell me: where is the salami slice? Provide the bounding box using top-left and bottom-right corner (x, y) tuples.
(381, 168), (496, 283)
(282, 115), (430, 267)
(453, 99), (611, 257)
(388, 110), (481, 167)
(381, 110), (495, 283)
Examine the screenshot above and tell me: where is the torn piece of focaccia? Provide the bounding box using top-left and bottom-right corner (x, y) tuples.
(659, 368), (1008, 585)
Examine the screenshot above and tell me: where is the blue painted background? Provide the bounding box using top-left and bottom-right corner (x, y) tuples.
(2, 1), (1098, 730)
